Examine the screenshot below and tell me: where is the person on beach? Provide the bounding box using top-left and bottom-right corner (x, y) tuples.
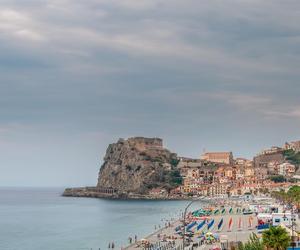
(111, 242), (115, 249)
(134, 235), (137, 242)
(108, 242), (111, 249)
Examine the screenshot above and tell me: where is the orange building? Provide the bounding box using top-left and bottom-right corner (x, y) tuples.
(201, 152), (234, 164)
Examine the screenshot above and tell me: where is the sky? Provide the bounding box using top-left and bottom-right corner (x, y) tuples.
(0, 0), (300, 187)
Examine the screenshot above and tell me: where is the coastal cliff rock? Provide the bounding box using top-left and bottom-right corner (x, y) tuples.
(97, 137), (179, 195)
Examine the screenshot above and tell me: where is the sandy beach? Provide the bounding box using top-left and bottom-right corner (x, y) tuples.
(125, 207), (258, 250)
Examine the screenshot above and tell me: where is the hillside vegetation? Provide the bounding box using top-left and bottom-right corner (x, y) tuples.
(283, 149), (300, 166)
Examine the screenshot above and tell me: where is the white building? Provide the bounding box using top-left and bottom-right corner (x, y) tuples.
(272, 212), (296, 227)
(278, 162), (296, 176)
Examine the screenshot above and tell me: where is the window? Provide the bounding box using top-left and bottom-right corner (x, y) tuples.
(275, 218), (280, 223)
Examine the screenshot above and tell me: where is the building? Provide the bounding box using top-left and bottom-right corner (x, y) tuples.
(201, 152), (234, 165)
(278, 162), (296, 176)
(267, 161), (280, 175)
(177, 158), (204, 178)
(254, 152), (284, 168)
(224, 166), (234, 179)
(259, 146), (284, 155)
(208, 183), (229, 197)
(149, 188), (167, 197)
(235, 158), (250, 166)
(198, 165), (218, 183)
(177, 158), (204, 169)
(284, 140), (300, 152)
(255, 167), (268, 180)
(244, 166), (255, 178)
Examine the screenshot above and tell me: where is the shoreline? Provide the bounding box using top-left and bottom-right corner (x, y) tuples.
(62, 187), (200, 201)
(123, 220), (179, 250)
(123, 206), (259, 250)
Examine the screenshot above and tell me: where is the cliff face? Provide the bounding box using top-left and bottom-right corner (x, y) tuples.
(97, 137), (179, 194)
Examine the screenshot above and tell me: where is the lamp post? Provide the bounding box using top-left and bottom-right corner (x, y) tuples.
(291, 206), (295, 250)
(182, 197), (212, 250)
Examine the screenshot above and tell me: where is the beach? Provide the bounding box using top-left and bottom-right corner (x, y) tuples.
(125, 205), (258, 250)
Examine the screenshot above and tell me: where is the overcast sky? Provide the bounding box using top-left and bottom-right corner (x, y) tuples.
(1, 0), (300, 187)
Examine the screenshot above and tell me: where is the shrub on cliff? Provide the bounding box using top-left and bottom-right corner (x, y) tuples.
(284, 149), (300, 166)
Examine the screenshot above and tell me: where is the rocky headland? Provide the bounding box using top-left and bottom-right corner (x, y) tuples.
(63, 137), (182, 199)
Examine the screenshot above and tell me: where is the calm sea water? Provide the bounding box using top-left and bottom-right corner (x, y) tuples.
(0, 188), (188, 250)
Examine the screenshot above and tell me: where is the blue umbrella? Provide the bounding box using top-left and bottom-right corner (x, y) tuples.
(217, 218), (223, 230)
(197, 220), (206, 231)
(207, 219), (215, 230)
(186, 221), (197, 231)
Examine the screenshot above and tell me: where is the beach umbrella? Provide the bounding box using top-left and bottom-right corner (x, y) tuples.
(208, 219), (215, 230)
(217, 218), (223, 230)
(197, 220), (206, 231)
(186, 221), (197, 231)
(228, 217), (233, 231)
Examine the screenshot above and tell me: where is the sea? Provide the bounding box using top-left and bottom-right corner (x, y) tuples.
(0, 187), (188, 250)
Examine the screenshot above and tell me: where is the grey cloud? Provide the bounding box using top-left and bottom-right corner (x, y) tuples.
(0, 0), (300, 186)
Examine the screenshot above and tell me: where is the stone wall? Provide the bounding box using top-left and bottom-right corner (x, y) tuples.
(127, 137), (163, 151)
(254, 152), (284, 168)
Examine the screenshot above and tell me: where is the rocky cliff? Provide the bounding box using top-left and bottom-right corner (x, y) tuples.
(97, 137), (179, 195)
(63, 137), (181, 199)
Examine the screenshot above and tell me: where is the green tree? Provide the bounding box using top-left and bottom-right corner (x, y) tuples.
(288, 185), (300, 208)
(262, 226), (291, 250)
(269, 175), (286, 183)
(238, 233), (264, 250)
(283, 149), (300, 165)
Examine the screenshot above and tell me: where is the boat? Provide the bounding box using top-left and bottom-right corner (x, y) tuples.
(243, 209), (253, 215)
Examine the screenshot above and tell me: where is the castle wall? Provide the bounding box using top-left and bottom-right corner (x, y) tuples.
(128, 137), (163, 151)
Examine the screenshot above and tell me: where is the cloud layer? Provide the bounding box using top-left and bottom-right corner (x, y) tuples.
(1, 0), (300, 186)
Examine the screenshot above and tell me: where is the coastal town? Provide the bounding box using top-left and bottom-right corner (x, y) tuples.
(151, 140), (300, 199)
(62, 137), (300, 250)
(63, 137), (300, 200)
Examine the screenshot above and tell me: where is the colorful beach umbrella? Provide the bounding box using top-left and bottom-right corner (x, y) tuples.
(217, 218), (223, 230)
(208, 219), (215, 230)
(186, 221), (197, 231)
(197, 220), (206, 231)
(228, 217), (233, 231)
